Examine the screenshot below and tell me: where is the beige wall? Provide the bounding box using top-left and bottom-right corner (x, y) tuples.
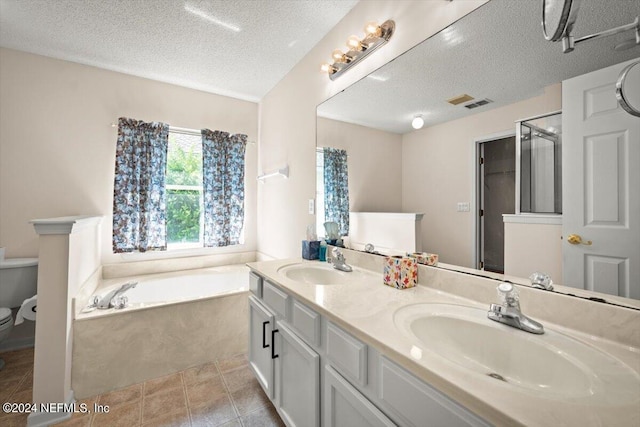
(401, 84), (562, 267)
(258, 0), (487, 259)
(316, 117), (402, 213)
(504, 222), (562, 281)
(0, 48), (258, 264)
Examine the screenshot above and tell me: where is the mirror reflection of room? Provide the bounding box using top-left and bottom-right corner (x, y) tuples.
(317, 0), (640, 300)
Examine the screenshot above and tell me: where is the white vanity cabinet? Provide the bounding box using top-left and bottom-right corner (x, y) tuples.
(248, 271), (488, 427)
(248, 278), (320, 427)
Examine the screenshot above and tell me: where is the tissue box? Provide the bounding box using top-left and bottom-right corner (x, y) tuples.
(383, 256), (418, 289)
(408, 252), (439, 266)
(302, 240), (320, 260)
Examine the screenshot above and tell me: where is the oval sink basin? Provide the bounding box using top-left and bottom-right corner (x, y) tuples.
(277, 263), (373, 286)
(394, 303), (640, 403)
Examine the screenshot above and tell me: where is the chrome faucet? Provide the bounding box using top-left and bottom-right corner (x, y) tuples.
(529, 272), (554, 291)
(96, 281), (137, 309)
(329, 247), (353, 272)
(487, 282), (544, 334)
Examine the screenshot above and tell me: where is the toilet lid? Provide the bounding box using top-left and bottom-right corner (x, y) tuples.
(0, 307), (12, 323)
(0, 258), (38, 269)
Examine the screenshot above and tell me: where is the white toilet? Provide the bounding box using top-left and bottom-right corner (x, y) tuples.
(0, 257), (38, 370)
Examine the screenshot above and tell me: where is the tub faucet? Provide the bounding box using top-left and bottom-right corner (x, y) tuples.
(329, 248), (353, 272)
(96, 281), (137, 309)
(487, 282), (544, 334)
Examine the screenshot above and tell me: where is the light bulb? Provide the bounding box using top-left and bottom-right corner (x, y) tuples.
(321, 63), (337, 74)
(411, 115), (424, 130)
(347, 35), (361, 50)
(364, 21), (380, 36)
(332, 49), (344, 62)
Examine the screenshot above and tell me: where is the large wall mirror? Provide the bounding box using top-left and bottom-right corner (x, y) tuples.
(316, 0), (640, 307)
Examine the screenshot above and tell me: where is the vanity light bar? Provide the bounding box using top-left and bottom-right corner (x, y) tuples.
(321, 20), (395, 81)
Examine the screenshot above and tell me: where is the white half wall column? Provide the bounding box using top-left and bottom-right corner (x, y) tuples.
(28, 216), (102, 427)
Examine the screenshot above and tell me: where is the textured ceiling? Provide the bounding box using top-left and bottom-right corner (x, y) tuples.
(0, 0), (358, 102)
(317, 0), (640, 134)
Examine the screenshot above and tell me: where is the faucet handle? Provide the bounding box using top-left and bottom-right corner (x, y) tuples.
(497, 282), (520, 308)
(332, 247), (344, 260)
(489, 303), (505, 316)
(529, 272), (553, 290)
(111, 295), (128, 309)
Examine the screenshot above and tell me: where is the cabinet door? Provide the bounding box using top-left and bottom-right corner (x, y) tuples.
(324, 365), (395, 427)
(249, 295), (275, 399)
(379, 357), (490, 427)
(275, 322), (320, 427)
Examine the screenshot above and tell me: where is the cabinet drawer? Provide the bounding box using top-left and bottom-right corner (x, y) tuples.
(249, 272), (263, 298)
(326, 322), (367, 386)
(291, 300), (321, 347)
(263, 280), (289, 319)
(379, 357), (489, 427)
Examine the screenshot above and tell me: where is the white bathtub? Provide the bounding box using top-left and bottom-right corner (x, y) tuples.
(72, 264), (250, 397)
(126, 269), (247, 303)
(77, 264), (249, 318)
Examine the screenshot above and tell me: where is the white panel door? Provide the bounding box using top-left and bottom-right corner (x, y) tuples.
(562, 59), (640, 299)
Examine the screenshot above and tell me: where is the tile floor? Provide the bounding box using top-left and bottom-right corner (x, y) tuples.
(0, 347), (284, 427)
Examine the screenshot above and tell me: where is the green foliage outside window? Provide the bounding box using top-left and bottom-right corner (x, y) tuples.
(166, 143), (202, 243)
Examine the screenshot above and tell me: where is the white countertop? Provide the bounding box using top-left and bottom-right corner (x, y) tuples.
(247, 258), (640, 427)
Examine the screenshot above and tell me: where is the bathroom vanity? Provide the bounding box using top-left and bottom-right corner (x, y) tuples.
(247, 252), (640, 427)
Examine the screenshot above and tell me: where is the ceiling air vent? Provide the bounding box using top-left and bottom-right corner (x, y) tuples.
(464, 98), (493, 109)
(447, 94), (474, 105)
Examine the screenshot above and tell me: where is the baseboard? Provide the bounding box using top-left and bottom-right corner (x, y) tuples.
(27, 390), (74, 427)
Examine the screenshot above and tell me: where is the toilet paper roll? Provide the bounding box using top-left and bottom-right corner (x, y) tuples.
(15, 295), (37, 325)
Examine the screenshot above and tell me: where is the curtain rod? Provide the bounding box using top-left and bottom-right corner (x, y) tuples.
(110, 123), (255, 144)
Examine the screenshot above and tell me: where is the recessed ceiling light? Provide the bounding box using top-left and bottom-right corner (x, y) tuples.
(411, 115), (425, 129)
(184, 4), (241, 32)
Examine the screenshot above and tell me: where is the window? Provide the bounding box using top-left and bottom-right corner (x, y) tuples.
(166, 130), (204, 249)
(316, 148), (326, 237)
(112, 117), (247, 253)
(316, 147), (349, 239)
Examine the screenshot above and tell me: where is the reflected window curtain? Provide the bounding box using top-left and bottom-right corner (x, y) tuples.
(323, 147), (349, 235)
(201, 130), (247, 247)
(112, 117), (169, 253)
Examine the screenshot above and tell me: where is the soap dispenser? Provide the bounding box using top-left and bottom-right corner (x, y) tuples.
(319, 241), (327, 262)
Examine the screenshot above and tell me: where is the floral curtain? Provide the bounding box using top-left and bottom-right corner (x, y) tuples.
(202, 130), (247, 247)
(323, 147), (349, 236)
(112, 117), (169, 253)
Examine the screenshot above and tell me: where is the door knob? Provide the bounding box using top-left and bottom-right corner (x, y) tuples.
(567, 234), (592, 245)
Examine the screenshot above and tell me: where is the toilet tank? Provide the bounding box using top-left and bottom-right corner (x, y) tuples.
(0, 258), (38, 308)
